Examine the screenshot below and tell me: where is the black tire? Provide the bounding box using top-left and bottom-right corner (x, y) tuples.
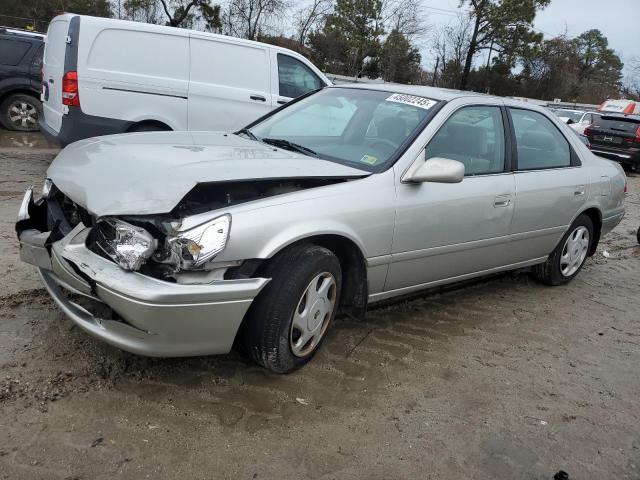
(533, 214), (594, 286)
(127, 122), (171, 132)
(0, 93), (41, 132)
(239, 244), (342, 373)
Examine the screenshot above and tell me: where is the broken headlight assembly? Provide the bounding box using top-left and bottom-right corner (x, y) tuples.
(164, 214), (231, 270)
(94, 218), (158, 271)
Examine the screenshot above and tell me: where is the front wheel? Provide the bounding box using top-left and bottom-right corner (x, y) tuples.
(239, 244), (342, 373)
(533, 214), (593, 285)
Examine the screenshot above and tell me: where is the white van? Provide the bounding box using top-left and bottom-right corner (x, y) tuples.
(40, 14), (330, 145)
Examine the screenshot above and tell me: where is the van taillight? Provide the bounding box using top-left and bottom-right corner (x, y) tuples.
(62, 71), (79, 106)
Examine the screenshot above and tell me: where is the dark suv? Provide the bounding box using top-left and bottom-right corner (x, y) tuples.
(0, 27), (45, 131)
(585, 114), (640, 171)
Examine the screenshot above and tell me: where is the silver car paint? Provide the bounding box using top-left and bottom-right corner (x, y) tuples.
(48, 130), (369, 216)
(18, 84), (626, 357)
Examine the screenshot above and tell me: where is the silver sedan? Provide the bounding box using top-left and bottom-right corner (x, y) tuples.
(17, 85), (626, 373)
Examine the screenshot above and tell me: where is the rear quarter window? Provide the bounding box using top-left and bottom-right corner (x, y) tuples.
(0, 39), (32, 66)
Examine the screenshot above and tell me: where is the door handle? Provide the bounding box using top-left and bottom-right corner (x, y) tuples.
(574, 185), (586, 196)
(493, 196), (511, 207)
(250, 95), (266, 102)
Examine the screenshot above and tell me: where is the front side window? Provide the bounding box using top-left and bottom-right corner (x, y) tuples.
(277, 54), (323, 98)
(510, 108), (571, 170)
(424, 105), (505, 175)
(248, 88), (438, 171)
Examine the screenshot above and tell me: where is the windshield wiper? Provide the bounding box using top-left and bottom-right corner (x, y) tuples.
(262, 138), (320, 158)
(235, 128), (258, 141)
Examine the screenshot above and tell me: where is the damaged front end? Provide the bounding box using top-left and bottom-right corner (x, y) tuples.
(15, 181), (277, 357)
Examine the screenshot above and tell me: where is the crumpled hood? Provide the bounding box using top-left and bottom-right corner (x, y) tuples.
(48, 131), (368, 216)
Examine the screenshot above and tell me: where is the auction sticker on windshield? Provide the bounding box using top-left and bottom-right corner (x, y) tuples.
(386, 93), (437, 110)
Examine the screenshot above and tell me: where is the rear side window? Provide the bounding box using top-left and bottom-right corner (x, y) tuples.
(31, 44), (44, 68)
(593, 117), (640, 133)
(277, 54), (322, 98)
(424, 105), (505, 176)
(191, 38), (268, 92)
(0, 39), (31, 65)
(510, 108), (571, 170)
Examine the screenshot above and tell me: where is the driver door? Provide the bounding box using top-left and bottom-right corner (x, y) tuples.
(386, 104), (516, 292)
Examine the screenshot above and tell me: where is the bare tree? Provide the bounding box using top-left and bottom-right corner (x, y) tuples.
(222, 0), (287, 40)
(431, 13), (472, 88)
(294, 0), (333, 46)
(381, 0), (428, 40)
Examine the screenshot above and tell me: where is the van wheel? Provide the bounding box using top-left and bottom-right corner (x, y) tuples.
(239, 244), (342, 373)
(533, 214), (593, 286)
(128, 122), (171, 132)
(0, 94), (41, 132)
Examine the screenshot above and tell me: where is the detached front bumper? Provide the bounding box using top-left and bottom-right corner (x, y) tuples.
(17, 189), (269, 357)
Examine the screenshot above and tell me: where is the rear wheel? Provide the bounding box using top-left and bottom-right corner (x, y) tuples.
(239, 244), (341, 373)
(533, 214), (593, 285)
(0, 94), (41, 131)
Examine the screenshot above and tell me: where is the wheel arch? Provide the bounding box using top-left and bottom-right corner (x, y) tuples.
(257, 234), (369, 320)
(0, 88), (40, 105)
(579, 206), (602, 256)
(125, 119), (173, 132)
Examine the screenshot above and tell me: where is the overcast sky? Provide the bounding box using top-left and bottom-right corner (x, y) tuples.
(419, 0), (640, 71)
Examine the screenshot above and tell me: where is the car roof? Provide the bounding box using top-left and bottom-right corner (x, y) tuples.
(0, 27), (45, 40)
(329, 83), (493, 102)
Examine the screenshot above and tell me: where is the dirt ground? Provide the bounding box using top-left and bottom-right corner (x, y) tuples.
(1, 131), (639, 480)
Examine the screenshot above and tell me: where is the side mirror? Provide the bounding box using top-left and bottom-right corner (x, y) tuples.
(403, 156), (465, 184)
(566, 118), (575, 125)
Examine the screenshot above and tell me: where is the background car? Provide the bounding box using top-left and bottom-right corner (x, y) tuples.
(0, 27), (44, 131)
(585, 114), (640, 171)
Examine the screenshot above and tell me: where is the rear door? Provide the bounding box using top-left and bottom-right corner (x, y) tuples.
(41, 16), (71, 132)
(188, 36), (271, 131)
(508, 107), (588, 262)
(587, 115), (640, 162)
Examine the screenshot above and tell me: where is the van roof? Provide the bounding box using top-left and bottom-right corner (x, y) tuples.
(62, 14), (324, 74)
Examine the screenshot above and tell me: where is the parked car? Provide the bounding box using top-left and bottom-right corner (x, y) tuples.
(39, 14), (330, 146)
(584, 114), (640, 171)
(569, 111), (601, 135)
(17, 85), (626, 373)
(0, 27), (44, 131)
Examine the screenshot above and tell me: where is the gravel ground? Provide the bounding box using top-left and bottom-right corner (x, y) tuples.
(1, 132), (639, 480)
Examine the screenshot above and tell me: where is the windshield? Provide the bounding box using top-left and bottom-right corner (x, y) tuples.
(246, 88), (439, 171)
(554, 110), (583, 122)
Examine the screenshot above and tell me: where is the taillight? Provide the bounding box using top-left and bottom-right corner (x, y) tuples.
(583, 126), (592, 137)
(634, 126), (640, 144)
(62, 71), (79, 107)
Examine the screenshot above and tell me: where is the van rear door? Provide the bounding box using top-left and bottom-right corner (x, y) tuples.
(42, 15), (72, 133)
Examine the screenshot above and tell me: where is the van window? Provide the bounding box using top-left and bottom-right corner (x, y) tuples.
(277, 54), (322, 98)
(510, 108), (571, 170)
(87, 29), (189, 79)
(191, 38), (268, 92)
(0, 39), (31, 66)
